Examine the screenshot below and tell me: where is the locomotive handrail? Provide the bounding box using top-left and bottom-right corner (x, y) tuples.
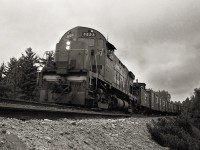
(57, 49), (88, 53)
(68, 49), (88, 52)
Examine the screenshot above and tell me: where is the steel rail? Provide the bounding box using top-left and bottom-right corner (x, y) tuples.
(0, 97), (131, 120)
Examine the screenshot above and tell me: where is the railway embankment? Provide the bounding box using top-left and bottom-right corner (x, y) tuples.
(0, 116), (168, 150)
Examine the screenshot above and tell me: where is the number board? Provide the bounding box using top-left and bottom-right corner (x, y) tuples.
(82, 32), (96, 37)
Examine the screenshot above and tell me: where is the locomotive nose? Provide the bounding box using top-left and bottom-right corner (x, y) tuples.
(55, 40), (89, 74)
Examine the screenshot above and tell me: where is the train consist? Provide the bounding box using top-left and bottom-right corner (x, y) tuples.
(38, 26), (182, 114)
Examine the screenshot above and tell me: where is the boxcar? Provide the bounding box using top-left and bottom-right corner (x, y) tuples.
(166, 101), (170, 112)
(133, 83), (150, 111)
(154, 94), (159, 111)
(173, 104), (179, 114)
(147, 90), (155, 110)
(137, 88), (150, 108)
(158, 97), (162, 111)
(170, 102), (174, 113)
(161, 98), (166, 112)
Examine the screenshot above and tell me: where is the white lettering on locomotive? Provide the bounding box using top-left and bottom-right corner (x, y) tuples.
(82, 32), (96, 37)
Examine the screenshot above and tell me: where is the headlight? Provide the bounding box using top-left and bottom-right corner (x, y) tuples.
(66, 45), (70, 50)
(66, 41), (71, 46)
(66, 40), (71, 50)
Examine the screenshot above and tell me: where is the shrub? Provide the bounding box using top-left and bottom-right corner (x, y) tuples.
(147, 117), (200, 150)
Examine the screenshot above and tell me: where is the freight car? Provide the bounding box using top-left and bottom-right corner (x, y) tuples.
(133, 82), (180, 114)
(38, 26), (181, 114)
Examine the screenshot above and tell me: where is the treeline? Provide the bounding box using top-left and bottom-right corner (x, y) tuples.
(182, 88), (200, 128)
(0, 48), (40, 100)
(156, 90), (182, 105)
(156, 90), (171, 101)
(182, 88), (200, 117)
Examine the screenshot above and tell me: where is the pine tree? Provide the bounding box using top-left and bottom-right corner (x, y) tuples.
(0, 63), (10, 97)
(39, 51), (55, 71)
(18, 48), (39, 100)
(0, 63), (5, 81)
(192, 88), (200, 117)
(182, 97), (192, 110)
(4, 58), (21, 98)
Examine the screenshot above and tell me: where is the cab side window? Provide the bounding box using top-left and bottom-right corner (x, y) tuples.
(98, 39), (104, 48)
(106, 41), (115, 60)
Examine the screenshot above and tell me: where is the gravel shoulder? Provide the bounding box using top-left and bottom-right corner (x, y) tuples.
(0, 116), (169, 150)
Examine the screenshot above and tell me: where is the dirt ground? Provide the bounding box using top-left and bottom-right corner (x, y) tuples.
(0, 116), (168, 150)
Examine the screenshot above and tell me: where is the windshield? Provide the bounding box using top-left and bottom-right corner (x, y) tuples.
(78, 38), (95, 46)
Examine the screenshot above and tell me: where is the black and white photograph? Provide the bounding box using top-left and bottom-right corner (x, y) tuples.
(0, 0), (200, 149)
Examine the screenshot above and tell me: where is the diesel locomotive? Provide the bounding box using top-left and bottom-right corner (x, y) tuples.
(38, 26), (181, 114)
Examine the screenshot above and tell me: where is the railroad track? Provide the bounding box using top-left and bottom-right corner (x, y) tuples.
(0, 97), (131, 120)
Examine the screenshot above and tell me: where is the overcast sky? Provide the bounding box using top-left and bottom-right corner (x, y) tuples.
(0, 0), (200, 102)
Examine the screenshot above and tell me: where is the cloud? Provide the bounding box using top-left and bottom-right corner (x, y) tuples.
(0, 0), (200, 102)
(112, 0), (200, 101)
